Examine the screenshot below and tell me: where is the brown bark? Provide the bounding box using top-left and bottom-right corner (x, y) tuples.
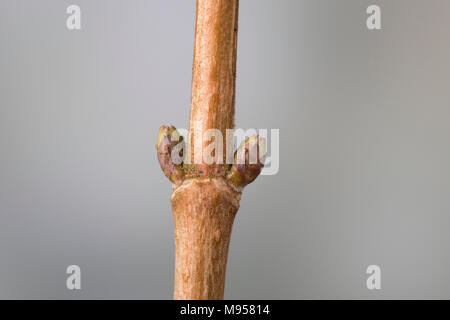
(189, 0), (239, 176)
(157, 0), (265, 300)
(172, 178), (241, 299)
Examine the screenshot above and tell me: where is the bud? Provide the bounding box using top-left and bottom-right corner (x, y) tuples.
(156, 125), (185, 183)
(227, 135), (266, 189)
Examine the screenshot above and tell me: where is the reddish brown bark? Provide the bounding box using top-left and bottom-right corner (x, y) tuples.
(189, 0), (239, 176)
(172, 178), (241, 299)
(157, 0), (264, 300)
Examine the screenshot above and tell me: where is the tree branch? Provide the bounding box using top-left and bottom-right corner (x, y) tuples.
(157, 0), (265, 300)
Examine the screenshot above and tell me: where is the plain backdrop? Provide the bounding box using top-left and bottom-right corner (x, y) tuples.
(1, 0), (450, 299)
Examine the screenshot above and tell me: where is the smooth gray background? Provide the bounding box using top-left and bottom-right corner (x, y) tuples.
(1, 0), (450, 299)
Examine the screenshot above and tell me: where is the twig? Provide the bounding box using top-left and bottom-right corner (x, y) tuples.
(157, 0), (265, 300)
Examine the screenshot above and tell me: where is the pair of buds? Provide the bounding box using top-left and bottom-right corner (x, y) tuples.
(156, 125), (266, 190)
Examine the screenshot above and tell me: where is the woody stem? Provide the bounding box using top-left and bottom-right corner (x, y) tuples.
(171, 0), (240, 300)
